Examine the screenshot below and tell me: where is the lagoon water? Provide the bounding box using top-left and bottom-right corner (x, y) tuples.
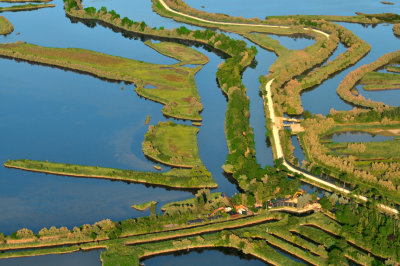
(1, 0), (399, 264)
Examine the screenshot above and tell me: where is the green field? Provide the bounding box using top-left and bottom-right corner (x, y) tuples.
(143, 121), (204, 168)
(145, 41), (208, 65)
(386, 65), (400, 73)
(0, 42), (203, 120)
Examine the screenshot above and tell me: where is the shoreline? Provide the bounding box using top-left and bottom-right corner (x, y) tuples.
(4, 164), (217, 189)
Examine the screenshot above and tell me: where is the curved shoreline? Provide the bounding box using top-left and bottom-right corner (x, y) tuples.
(156, 0), (330, 39)
(4, 164), (217, 189)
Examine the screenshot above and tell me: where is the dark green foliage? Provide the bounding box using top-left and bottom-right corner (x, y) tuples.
(319, 195), (333, 210)
(108, 10), (120, 20)
(121, 17), (134, 27)
(176, 26), (190, 35)
(140, 21), (147, 31)
(84, 7), (96, 15)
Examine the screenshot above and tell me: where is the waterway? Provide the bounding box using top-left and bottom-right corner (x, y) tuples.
(329, 131), (394, 143)
(1, 0), (398, 264)
(0, 249), (102, 266)
(0, 0), (238, 236)
(142, 248), (268, 266)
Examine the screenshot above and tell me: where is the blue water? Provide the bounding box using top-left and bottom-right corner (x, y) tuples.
(0, 249), (102, 266)
(301, 23), (400, 115)
(291, 136), (305, 165)
(0, 0), (238, 235)
(331, 132), (394, 143)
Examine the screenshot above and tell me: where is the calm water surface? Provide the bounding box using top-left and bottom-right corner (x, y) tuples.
(1, 0), (397, 265)
(330, 132), (394, 143)
(0, 0), (238, 236)
(0, 250), (102, 266)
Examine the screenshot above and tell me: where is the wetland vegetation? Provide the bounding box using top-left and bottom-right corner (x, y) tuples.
(1, 0), (400, 264)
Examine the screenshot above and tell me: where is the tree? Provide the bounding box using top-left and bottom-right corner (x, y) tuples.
(297, 194), (312, 208)
(320, 195), (333, 210)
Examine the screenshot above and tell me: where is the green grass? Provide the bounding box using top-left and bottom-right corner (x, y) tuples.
(360, 71), (400, 91)
(143, 121), (204, 168)
(4, 159), (216, 189)
(0, 16), (13, 35)
(386, 65), (400, 73)
(0, 42), (203, 121)
(131, 201), (157, 211)
(145, 41), (208, 65)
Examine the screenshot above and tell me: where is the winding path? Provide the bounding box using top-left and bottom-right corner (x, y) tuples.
(158, 0), (398, 215)
(158, 0), (329, 39)
(264, 79), (398, 215)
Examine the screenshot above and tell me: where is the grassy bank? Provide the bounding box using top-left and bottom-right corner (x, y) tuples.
(360, 71), (400, 91)
(0, 16), (13, 35)
(131, 201), (157, 211)
(145, 41), (208, 65)
(0, 3), (54, 12)
(4, 159), (217, 189)
(143, 121), (204, 168)
(337, 49), (400, 108)
(0, 41), (203, 121)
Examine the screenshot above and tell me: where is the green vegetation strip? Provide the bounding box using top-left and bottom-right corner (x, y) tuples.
(131, 201), (157, 211)
(4, 159), (217, 189)
(0, 42), (203, 121)
(124, 213), (281, 245)
(143, 121), (204, 168)
(161, 192), (220, 211)
(0, 3), (54, 12)
(337, 49), (400, 108)
(360, 71), (400, 91)
(145, 41), (208, 65)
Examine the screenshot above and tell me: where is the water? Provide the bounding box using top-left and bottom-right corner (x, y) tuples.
(330, 132), (394, 143)
(301, 23), (400, 115)
(291, 136), (305, 165)
(0, 0), (238, 235)
(142, 248), (268, 266)
(1, 0), (399, 264)
(83, 0), (203, 30)
(185, 0), (399, 18)
(0, 249), (102, 266)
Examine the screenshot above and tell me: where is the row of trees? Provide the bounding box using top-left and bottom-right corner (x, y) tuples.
(337, 50), (400, 108)
(301, 116), (400, 198)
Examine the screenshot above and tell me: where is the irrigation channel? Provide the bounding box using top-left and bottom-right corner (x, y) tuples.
(1, 0), (400, 264)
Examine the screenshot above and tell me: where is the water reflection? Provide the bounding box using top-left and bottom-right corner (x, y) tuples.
(0, 249), (102, 266)
(142, 247), (268, 266)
